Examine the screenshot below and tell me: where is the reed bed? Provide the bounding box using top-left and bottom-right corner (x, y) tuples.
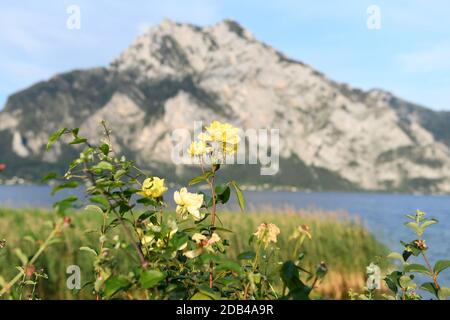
(0, 207), (388, 299)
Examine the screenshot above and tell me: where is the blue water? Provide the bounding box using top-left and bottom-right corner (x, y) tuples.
(1, 185), (449, 288)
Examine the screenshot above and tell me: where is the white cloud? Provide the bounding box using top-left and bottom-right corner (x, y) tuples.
(397, 42), (450, 72)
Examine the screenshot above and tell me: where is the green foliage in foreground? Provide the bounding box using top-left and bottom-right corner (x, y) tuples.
(0, 208), (387, 299)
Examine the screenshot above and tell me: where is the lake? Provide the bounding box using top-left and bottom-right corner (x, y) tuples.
(1, 185), (449, 287)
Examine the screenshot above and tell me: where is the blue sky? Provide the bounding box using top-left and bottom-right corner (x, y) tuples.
(0, 0), (449, 110)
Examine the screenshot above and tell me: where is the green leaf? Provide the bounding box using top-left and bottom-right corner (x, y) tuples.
(438, 287), (450, 300)
(188, 171), (213, 186)
(51, 181), (78, 195)
(84, 205), (104, 215)
(41, 172), (58, 183)
(402, 250), (412, 262)
(79, 246), (98, 256)
(137, 197), (158, 206)
(237, 251), (256, 260)
(114, 169), (126, 180)
(140, 270), (166, 289)
(46, 128), (68, 150)
(93, 161), (114, 171)
(420, 282), (438, 297)
(216, 260), (242, 274)
(14, 248), (28, 265)
(71, 128), (79, 136)
(190, 289), (219, 300)
(90, 195), (109, 209)
(215, 185), (231, 204)
(190, 292), (214, 300)
(137, 210), (156, 222)
(434, 260), (450, 276)
(99, 143), (110, 156)
(404, 222), (423, 236)
(212, 226), (233, 233)
(387, 252), (404, 263)
(280, 261), (310, 300)
(215, 184), (228, 195)
(384, 271), (402, 294)
(230, 180), (245, 213)
(53, 196), (78, 216)
(404, 264), (432, 276)
(69, 137), (87, 145)
(281, 260), (298, 282)
(421, 219), (438, 230)
(104, 276), (130, 298)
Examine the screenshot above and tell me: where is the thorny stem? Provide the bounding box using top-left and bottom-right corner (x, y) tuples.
(418, 232), (440, 290)
(208, 173), (217, 289)
(422, 252), (440, 289)
(200, 157), (217, 289)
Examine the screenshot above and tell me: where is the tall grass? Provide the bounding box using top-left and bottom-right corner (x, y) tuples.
(0, 207), (388, 299)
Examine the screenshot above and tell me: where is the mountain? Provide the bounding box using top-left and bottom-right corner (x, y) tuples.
(1, 19), (450, 193)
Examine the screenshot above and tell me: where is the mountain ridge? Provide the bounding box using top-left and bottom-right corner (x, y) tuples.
(1, 19), (450, 193)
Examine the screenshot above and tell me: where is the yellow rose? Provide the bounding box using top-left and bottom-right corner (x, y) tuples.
(188, 141), (212, 157)
(254, 223), (280, 246)
(140, 177), (168, 198)
(174, 188), (204, 220)
(197, 132), (212, 142)
(206, 121), (240, 145)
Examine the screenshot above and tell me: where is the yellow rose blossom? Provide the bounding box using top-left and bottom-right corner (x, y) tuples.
(188, 140), (212, 157)
(254, 223), (280, 246)
(197, 132), (212, 142)
(206, 120), (240, 145)
(174, 187), (204, 220)
(140, 177), (168, 198)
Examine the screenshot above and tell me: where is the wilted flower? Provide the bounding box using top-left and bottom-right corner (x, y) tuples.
(25, 264), (36, 278)
(414, 239), (427, 250)
(192, 232), (221, 248)
(254, 223), (280, 246)
(140, 177), (168, 198)
(63, 216), (72, 228)
(174, 188), (204, 220)
(184, 233), (221, 258)
(290, 224), (312, 240)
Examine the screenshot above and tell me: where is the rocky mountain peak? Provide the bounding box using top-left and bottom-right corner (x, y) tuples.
(110, 19), (272, 80)
(1, 20), (450, 193)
